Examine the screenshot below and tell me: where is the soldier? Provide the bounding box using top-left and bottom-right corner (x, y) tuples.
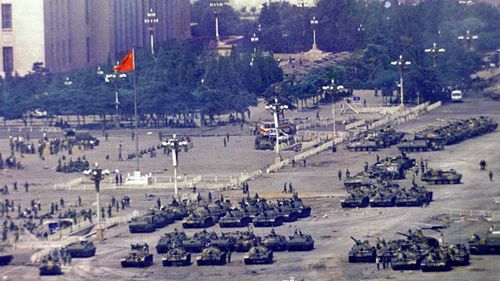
(24, 182), (29, 192)
(115, 174), (119, 186)
(489, 170), (494, 181)
(223, 138), (227, 148)
(364, 162), (369, 172)
(303, 159), (307, 167)
(375, 255), (381, 270)
(119, 174), (123, 185)
(291, 158), (296, 167)
(13, 182), (17, 192)
(157, 197), (162, 209)
(283, 183), (287, 194)
(288, 182), (293, 193)
(208, 192), (212, 202)
(346, 169), (351, 178)
(227, 250), (232, 263)
(107, 205), (112, 218)
(226, 133), (230, 142)
(105, 132), (109, 141)
(118, 143), (123, 161)
(60, 197), (65, 208)
(131, 132), (135, 140)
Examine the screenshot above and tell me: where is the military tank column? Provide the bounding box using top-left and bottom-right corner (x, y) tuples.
(398, 116), (497, 153)
(347, 228), (471, 272)
(341, 154), (433, 208)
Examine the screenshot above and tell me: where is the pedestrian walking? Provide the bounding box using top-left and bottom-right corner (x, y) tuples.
(489, 170), (494, 181)
(223, 138), (227, 148)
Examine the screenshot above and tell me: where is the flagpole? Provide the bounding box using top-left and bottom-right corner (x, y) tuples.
(133, 48), (140, 172)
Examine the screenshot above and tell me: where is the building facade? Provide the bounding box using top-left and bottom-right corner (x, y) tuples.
(0, 0), (191, 77)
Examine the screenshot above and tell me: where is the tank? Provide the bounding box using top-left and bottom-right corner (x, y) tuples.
(344, 173), (374, 188)
(287, 230), (314, 251)
(219, 210), (252, 228)
(149, 209), (177, 228)
(274, 204), (299, 222)
(341, 191), (370, 208)
(244, 245), (273, 264)
(156, 230), (187, 254)
(397, 139), (444, 152)
(120, 244), (154, 268)
(468, 231), (500, 254)
(183, 230), (218, 253)
(196, 246), (227, 266)
(369, 188), (397, 207)
(397, 229), (440, 249)
(420, 248), (451, 272)
(348, 237), (376, 263)
(228, 231), (259, 252)
(162, 247), (191, 266)
(444, 244), (470, 266)
(254, 135), (274, 150)
(253, 210), (284, 227)
(391, 249), (421, 270)
(421, 169), (462, 184)
(395, 186), (432, 207)
(39, 258), (62, 275)
(262, 230), (287, 251)
(65, 240), (96, 258)
(129, 216), (156, 233)
(211, 234), (237, 252)
(182, 213), (217, 228)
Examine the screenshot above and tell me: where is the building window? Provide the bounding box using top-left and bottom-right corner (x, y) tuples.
(3, 47), (14, 74)
(2, 4), (12, 29)
(86, 37), (90, 63)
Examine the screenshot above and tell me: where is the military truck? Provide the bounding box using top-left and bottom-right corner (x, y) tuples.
(348, 237), (376, 263)
(468, 231), (500, 254)
(120, 244), (154, 267)
(65, 240), (96, 258)
(421, 169), (462, 184)
(244, 245), (273, 264)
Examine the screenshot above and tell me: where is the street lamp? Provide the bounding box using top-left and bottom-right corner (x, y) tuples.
(265, 97), (289, 165)
(98, 66), (127, 128)
(322, 79), (337, 138)
(458, 30), (478, 51)
(310, 16), (319, 51)
(424, 42), (446, 68)
(357, 24), (365, 32)
(391, 55), (411, 108)
(250, 33), (259, 54)
(86, 162), (109, 240)
(210, 0), (225, 42)
(144, 8), (159, 56)
(161, 134), (189, 198)
(458, 0), (473, 5)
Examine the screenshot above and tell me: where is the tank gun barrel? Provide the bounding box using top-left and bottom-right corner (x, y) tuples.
(351, 236), (361, 244)
(397, 232), (410, 238)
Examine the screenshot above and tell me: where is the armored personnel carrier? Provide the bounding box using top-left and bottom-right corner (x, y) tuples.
(156, 230), (187, 254)
(129, 216), (156, 233)
(65, 240), (96, 258)
(196, 246), (227, 265)
(219, 210), (252, 228)
(421, 169), (462, 184)
(120, 244), (154, 267)
(341, 190), (370, 208)
(262, 230), (287, 251)
(39, 257), (62, 275)
(183, 230), (217, 253)
(253, 210), (284, 227)
(397, 139), (444, 152)
(348, 237), (376, 263)
(468, 231), (500, 254)
(287, 230), (314, 251)
(162, 247), (191, 266)
(244, 245), (273, 264)
(420, 248), (451, 272)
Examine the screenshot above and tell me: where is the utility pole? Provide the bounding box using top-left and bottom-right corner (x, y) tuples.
(391, 55), (411, 109)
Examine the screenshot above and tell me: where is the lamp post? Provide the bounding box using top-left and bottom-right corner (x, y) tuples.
(144, 8), (159, 56)
(64, 76), (73, 86)
(265, 97), (288, 165)
(87, 162), (109, 240)
(322, 79), (337, 138)
(210, 1), (225, 42)
(390, 55), (411, 109)
(458, 30), (478, 51)
(310, 16), (319, 51)
(250, 33), (259, 54)
(161, 134), (189, 198)
(98, 66), (127, 128)
(424, 42), (446, 68)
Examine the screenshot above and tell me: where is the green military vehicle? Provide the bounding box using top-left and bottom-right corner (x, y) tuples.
(196, 246), (227, 266)
(421, 169), (462, 184)
(244, 245), (273, 265)
(162, 247), (191, 266)
(348, 237), (376, 263)
(39, 257), (62, 275)
(468, 231), (500, 254)
(65, 240), (96, 258)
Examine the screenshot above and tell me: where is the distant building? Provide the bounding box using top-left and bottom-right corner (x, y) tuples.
(0, 0), (191, 77)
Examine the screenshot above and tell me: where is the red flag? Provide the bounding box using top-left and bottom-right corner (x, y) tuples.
(113, 49), (135, 72)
